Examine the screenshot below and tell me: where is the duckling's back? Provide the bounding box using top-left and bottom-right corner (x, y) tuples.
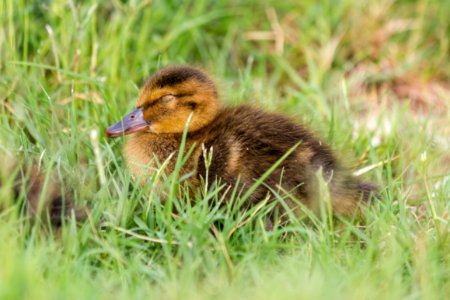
(197, 105), (374, 215)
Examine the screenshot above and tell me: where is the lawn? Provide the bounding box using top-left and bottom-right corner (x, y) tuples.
(0, 0), (449, 299)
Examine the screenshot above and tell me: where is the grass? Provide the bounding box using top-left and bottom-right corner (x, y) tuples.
(0, 0), (449, 299)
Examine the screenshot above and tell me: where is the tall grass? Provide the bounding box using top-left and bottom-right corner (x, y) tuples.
(0, 0), (449, 299)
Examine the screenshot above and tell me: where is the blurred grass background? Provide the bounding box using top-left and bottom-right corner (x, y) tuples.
(0, 0), (449, 299)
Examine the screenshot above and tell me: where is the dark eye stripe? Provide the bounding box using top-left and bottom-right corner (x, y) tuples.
(140, 100), (157, 110)
(185, 102), (197, 109)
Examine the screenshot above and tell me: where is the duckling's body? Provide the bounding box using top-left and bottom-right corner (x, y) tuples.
(108, 65), (375, 216)
(196, 105), (339, 210)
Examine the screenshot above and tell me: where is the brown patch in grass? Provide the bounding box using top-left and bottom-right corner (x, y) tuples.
(390, 77), (449, 113)
(346, 60), (449, 114)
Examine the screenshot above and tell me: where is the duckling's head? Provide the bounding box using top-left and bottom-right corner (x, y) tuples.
(106, 65), (219, 137)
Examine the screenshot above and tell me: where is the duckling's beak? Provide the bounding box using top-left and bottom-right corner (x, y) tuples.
(106, 108), (149, 138)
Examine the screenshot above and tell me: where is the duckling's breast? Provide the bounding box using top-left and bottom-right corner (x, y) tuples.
(124, 132), (180, 184)
(124, 131), (203, 187)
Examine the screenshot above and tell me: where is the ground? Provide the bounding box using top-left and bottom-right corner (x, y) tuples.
(0, 0), (449, 299)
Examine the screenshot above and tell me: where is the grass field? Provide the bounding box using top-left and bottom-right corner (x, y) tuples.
(1, 0), (449, 299)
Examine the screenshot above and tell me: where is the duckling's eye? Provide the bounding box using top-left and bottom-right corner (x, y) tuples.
(161, 94), (176, 102)
(140, 94), (176, 110)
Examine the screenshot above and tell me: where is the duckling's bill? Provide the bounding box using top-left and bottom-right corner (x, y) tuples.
(106, 108), (149, 138)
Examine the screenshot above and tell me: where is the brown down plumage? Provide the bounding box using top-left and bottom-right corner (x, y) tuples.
(106, 65), (377, 218)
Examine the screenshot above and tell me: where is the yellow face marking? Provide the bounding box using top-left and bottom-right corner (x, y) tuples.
(132, 76), (219, 133)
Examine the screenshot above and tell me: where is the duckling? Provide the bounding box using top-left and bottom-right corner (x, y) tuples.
(106, 65), (376, 217)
